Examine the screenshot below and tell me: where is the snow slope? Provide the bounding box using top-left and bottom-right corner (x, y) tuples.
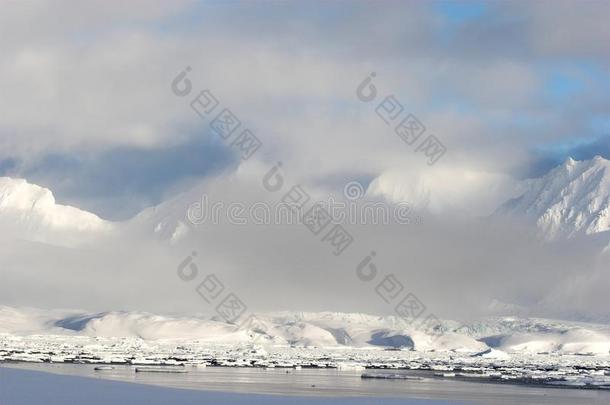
(458, 317), (610, 356)
(1, 306), (608, 356)
(496, 156), (610, 240)
(0, 177), (112, 246)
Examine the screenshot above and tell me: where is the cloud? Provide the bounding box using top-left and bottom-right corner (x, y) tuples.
(17, 135), (237, 221)
(0, 1), (608, 190)
(368, 166), (521, 216)
(1, 167), (607, 321)
(1, 0), (610, 321)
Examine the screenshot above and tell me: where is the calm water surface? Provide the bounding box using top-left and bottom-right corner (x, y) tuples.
(3, 363), (610, 405)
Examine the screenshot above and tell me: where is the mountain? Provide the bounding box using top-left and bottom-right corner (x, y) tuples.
(0, 177), (113, 246)
(496, 156), (610, 241)
(6, 156), (610, 247)
(0, 175), (189, 247)
(1, 306), (609, 356)
(127, 185), (197, 244)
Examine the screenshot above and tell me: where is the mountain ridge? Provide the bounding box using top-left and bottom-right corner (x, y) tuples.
(0, 177), (113, 246)
(495, 156), (610, 241)
(4, 156), (610, 245)
(1, 305), (609, 355)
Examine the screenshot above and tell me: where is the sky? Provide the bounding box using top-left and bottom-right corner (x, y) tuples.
(1, 1), (610, 321)
(1, 0), (609, 220)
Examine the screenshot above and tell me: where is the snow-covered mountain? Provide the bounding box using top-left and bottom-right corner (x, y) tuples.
(4, 156), (610, 247)
(496, 156), (610, 241)
(0, 174), (193, 247)
(127, 186), (197, 244)
(0, 177), (113, 246)
(1, 306), (609, 356)
(1, 170), (610, 359)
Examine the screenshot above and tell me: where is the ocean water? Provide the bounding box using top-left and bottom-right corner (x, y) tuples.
(1, 364), (609, 405)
